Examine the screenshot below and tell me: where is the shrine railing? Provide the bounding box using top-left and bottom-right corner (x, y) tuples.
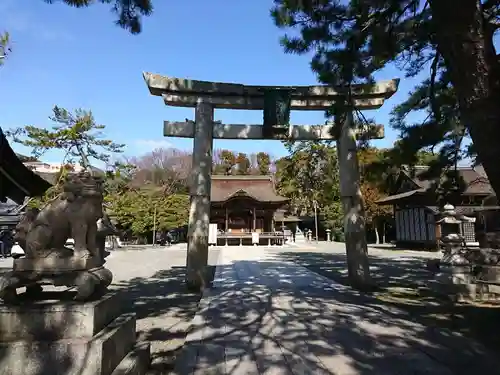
(215, 231), (286, 246)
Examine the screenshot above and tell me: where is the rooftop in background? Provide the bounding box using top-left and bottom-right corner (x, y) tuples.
(0, 199), (18, 214)
(24, 161), (88, 173)
(400, 164), (492, 195)
(25, 162), (105, 185)
(210, 175), (288, 203)
(377, 164), (494, 205)
(15, 154), (39, 163)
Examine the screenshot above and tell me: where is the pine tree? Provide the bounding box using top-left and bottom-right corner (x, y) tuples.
(44, 0), (153, 34)
(256, 152), (271, 175)
(272, 0), (500, 196)
(0, 32), (9, 65)
(6, 106), (124, 169)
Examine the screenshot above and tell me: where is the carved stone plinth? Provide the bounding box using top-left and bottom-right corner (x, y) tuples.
(474, 282), (500, 302)
(0, 293), (150, 375)
(429, 260), (500, 302)
(0, 256), (113, 302)
(13, 255), (102, 272)
(474, 264), (500, 282)
(428, 260), (475, 302)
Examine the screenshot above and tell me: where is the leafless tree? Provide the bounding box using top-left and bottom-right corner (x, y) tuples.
(126, 147), (192, 195)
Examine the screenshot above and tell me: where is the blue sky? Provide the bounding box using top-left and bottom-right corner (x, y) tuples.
(0, 0), (425, 165)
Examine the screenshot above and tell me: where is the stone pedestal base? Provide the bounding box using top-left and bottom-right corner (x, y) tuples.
(0, 256), (113, 302)
(474, 282), (500, 302)
(0, 293), (150, 375)
(429, 264), (474, 302)
(428, 260), (500, 303)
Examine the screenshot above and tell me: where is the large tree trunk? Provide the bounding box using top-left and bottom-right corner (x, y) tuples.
(430, 0), (500, 196)
(336, 111), (373, 290)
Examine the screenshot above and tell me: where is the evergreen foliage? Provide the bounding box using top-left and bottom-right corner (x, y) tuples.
(44, 0), (153, 34)
(107, 190), (189, 235)
(235, 153), (251, 175)
(256, 152), (271, 175)
(0, 32), (9, 65)
(271, 0), (500, 193)
(6, 106), (124, 168)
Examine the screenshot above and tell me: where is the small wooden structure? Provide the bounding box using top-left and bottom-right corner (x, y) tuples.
(143, 72), (399, 289)
(377, 165), (496, 249)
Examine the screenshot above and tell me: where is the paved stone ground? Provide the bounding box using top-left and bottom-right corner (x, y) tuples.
(272, 242), (442, 291)
(173, 246), (500, 375)
(289, 240), (441, 258)
(104, 245), (219, 373)
(0, 245), (217, 373)
(0, 242), (486, 375)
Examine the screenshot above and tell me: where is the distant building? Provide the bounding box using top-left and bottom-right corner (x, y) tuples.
(376, 165), (497, 249)
(210, 175), (289, 233)
(23, 161), (104, 185)
(209, 175), (302, 245)
(23, 161), (87, 174)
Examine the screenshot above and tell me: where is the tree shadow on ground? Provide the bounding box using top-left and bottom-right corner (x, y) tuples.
(0, 257), (214, 374)
(110, 265), (216, 374)
(279, 251), (434, 291)
(0, 261), (11, 277)
(166, 254), (500, 375)
(277, 251), (500, 354)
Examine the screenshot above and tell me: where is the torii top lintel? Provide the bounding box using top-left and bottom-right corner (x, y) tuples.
(143, 72), (399, 111)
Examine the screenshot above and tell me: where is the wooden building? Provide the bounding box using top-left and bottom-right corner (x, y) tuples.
(210, 175), (288, 232)
(376, 165), (496, 249)
(210, 175), (290, 245)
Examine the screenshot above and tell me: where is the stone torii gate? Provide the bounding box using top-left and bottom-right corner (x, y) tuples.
(143, 73), (399, 290)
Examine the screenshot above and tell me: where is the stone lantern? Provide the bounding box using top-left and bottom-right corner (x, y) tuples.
(326, 228), (331, 242)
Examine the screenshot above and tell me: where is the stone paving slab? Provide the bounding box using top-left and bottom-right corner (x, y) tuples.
(172, 247), (500, 375)
(106, 247), (221, 373)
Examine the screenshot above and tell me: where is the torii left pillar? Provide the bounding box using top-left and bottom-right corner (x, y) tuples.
(186, 98), (213, 291)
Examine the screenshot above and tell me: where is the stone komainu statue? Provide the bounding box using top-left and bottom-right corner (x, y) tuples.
(14, 172), (105, 259)
(0, 171), (115, 302)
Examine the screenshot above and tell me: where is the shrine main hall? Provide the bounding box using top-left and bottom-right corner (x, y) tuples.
(209, 175), (295, 245)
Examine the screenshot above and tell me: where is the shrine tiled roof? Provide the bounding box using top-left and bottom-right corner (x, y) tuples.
(425, 205), (500, 215)
(375, 189), (424, 204)
(376, 165), (494, 205)
(403, 165), (493, 195)
(0, 127), (52, 204)
(211, 175), (288, 203)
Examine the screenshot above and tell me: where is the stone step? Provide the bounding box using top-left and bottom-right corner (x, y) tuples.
(111, 342), (151, 375)
(0, 313), (137, 375)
